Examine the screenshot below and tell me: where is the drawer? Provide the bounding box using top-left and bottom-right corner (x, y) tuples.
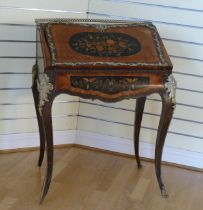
(70, 76), (149, 94)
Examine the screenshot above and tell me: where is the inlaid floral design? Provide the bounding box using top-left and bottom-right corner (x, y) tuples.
(69, 32), (141, 57)
(71, 76), (149, 94)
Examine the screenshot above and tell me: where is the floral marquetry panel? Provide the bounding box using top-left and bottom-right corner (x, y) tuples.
(69, 32), (141, 57)
(70, 76), (149, 94)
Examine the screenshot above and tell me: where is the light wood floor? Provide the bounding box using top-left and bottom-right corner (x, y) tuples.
(0, 147), (203, 210)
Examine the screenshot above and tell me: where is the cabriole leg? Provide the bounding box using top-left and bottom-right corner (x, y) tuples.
(32, 65), (45, 167)
(155, 75), (176, 197)
(134, 97), (146, 168)
(33, 71), (54, 204)
(40, 101), (54, 204)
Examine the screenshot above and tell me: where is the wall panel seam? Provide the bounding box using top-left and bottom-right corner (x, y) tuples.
(0, 6), (86, 14)
(1, 1), (203, 13)
(87, 12), (203, 29)
(78, 115), (203, 139)
(102, 0), (203, 12)
(79, 101), (203, 124)
(0, 114), (78, 121)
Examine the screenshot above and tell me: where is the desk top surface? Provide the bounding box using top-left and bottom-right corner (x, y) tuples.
(37, 19), (172, 72)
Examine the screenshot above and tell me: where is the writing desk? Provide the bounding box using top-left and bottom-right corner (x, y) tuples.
(32, 19), (176, 203)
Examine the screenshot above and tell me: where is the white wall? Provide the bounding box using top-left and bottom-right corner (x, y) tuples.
(0, 0), (88, 146)
(78, 0), (203, 153)
(0, 0), (203, 168)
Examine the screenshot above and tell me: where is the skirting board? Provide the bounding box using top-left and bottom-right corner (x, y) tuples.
(0, 130), (76, 150)
(1, 129), (203, 169)
(75, 130), (203, 169)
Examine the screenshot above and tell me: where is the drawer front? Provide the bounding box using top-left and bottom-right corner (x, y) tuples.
(70, 76), (149, 94)
(54, 72), (164, 101)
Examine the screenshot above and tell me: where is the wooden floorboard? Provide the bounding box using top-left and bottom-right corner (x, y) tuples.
(0, 147), (203, 210)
